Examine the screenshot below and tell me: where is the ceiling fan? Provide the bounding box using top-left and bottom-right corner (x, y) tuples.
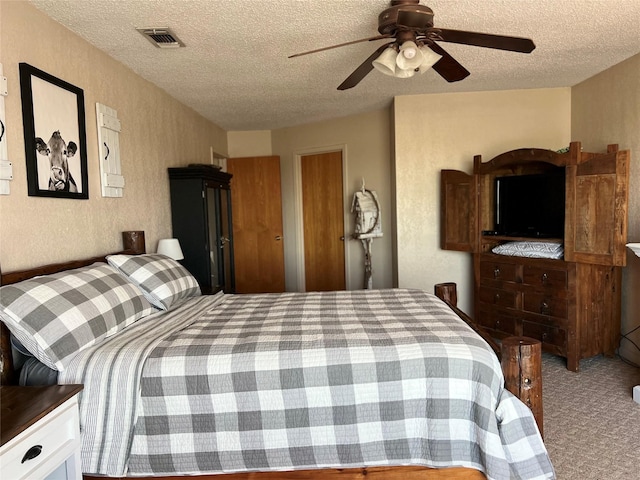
(289, 0), (535, 90)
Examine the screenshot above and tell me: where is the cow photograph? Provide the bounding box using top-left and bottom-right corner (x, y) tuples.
(35, 130), (79, 192)
(19, 63), (88, 199)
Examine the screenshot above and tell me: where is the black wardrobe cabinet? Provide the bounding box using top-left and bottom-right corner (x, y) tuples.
(168, 166), (235, 294)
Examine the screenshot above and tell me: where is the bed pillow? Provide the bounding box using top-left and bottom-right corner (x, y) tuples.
(106, 254), (201, 310)
(492, 241), (564, 259)
(0, 263), (155, 371)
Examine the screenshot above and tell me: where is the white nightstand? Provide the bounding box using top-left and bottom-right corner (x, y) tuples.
(0, 385), (83, 480)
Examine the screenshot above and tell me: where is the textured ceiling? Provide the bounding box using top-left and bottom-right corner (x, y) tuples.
(29, 0), (640, 131)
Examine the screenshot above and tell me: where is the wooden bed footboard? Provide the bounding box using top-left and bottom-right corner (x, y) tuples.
(83, 466), (486, 480)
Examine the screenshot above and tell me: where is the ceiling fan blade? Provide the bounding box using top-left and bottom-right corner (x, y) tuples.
(289, 34), (392, 58)
(437, 28), (535, 53)
(428, 43), (470, 82)
(337, 43), (395, 90)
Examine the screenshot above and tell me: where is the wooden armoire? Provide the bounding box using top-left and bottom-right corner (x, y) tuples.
(441, 142), (630, 371)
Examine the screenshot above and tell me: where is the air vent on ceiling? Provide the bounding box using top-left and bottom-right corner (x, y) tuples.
(137, 27), (185, 48)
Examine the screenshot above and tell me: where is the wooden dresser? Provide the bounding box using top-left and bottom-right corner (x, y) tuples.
(441, 142), (630, 371)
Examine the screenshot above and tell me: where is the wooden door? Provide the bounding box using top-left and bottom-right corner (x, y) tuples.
(227, 156), (285, 293)
(301, 151), (346, 291)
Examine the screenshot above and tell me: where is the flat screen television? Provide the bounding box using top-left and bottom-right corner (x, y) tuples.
(494, 171), (565, 238)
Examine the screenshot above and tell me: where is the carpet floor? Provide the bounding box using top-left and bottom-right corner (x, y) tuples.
(542, 353), (640, 479)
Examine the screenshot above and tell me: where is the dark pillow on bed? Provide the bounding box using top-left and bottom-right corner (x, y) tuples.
(19, 357), (58, 386)
(106, 254), (201, 310)
(10, 334), (57, 385)
(0, 262), (156, 371)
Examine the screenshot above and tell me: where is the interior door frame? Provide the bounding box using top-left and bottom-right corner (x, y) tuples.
(293, 144), (350, 292)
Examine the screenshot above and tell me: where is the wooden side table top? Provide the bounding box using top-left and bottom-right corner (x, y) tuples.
(0, 385), (83, 447)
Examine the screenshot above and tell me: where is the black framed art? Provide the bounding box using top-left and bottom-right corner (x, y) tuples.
(19, 63), (88, 199)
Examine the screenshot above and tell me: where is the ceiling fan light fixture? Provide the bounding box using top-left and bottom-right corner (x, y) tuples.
(396, 41), (422, 70)
(417, 45), (442, 74)
(372, 47), (398, 76)
(394, 67), (416, 79)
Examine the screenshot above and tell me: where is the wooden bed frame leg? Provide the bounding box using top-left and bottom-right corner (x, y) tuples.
(501, 336), (544, 437)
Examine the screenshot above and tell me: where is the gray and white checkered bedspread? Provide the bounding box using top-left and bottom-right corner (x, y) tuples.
(60, 289), (554, 479)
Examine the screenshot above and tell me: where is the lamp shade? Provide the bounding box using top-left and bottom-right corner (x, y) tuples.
(417, 45), (442, 73)
(372, 47), (397, 76)
(394, 67), (416, 78)
(627, 243), (640, 258)
(157, 238), (184, 260)
(396, 41), (422, 70)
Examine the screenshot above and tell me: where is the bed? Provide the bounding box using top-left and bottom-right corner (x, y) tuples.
(0, 240), (554, 480)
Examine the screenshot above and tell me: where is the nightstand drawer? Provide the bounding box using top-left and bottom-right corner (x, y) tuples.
(523, 265), (568, 290)
(0, 397), (81, 480)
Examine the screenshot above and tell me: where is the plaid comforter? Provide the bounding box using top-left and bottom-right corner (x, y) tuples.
(60, 289), (554, 479)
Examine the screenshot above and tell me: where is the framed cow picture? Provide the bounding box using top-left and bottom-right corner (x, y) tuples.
(19, 63), (89, 199)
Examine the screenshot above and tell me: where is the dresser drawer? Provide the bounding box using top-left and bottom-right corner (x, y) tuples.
(477, 306), (519, 336)
(479, 286), (517, 308)
(523, 292), (568, 318)
(480, 260), (518, 282)
(523, 321), (566, 349)
(0, 397), (81, 480)
(523, 265), (568, 290)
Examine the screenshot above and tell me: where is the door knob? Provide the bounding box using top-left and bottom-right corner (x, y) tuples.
(340, 236), (345, 241)
(275, 235), (282, 241)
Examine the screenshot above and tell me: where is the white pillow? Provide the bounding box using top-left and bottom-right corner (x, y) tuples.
(492, 241), (564, 259)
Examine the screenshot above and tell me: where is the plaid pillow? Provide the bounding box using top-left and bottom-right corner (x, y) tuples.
(0, 263), (155, 371)
(106, 254), (201, 310)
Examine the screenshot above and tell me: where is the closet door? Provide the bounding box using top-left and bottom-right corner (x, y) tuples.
(301, 151), (345, 292)
(227, 156), (284, 293)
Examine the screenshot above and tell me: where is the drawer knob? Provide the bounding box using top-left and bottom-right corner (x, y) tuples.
(494, 293), (501, 303)
(493, 267), (501, 278)
(540, 301), (550, 314)
(541, 273), (548, 284)
(21, 445), (42, 463)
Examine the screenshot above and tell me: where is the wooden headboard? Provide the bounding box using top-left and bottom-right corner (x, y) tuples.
(0, 231), (146, 385)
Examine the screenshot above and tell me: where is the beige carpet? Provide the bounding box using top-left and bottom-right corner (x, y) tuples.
(542, 353), (640, 479)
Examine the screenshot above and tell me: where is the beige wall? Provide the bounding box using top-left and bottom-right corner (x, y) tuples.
(227, 131), (272, 158)
(0, 1), (227, 271)
(271, 109), (394, 292)
(393, 88), (572, 313)
(571, 53), (640, 366)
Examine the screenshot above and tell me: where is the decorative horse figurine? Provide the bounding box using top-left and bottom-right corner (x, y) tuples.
(34, 130), (78, 192)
